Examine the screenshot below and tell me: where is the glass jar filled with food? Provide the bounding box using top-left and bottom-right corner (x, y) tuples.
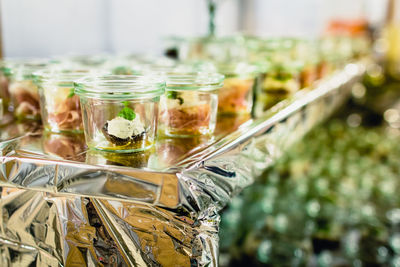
(0, 62), (12, 113)
(9, 60), (49, 120)
(255, 60), (302, 116)
(291, 39), (320, 88)
(159, 72), (224, 137)
(217, 62), (258, 115)
(36, 69), (97, 133)
(75, 75), (165, 153)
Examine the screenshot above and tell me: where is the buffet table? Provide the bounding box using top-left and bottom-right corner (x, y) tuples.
(0, 63), (364, 266)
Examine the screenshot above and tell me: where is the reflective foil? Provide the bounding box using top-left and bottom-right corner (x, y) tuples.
(0, 63), (365, 266)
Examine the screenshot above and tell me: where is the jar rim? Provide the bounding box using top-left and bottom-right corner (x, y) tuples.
(34, 68), (107, 85)
(162, 72), (224, 91)
(74, 74), (165, 100)
(216, 62), (259, 78)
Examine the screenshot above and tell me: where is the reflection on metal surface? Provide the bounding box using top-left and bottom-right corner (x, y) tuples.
(87, 149), (152, 168)
(43, 132), (87, 161)
(156, 135), (213, 167)
(0, 187), (217, 266)
(214, 114), (251, 136)
(0, 63), (365, 266)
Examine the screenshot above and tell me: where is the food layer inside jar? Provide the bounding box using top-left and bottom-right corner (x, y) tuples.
(160, 90), (213, 136)
(218, 77), (254, 114)
(262, 72), (299, 94)
(258, 72), (300, 111)
(45, 86), (82, 131)
(0, 74), (10, 109)
(99, 104), (149, 151)
(9, 80), (40, 119)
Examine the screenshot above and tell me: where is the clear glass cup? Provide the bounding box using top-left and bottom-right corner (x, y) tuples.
(0, 62), (12, 113)
(255, 62), (302, 115)
(159, 72), (224, 137)
(75, 75), (165, 153)
(217, 62), (258, 115)
(36, 69), (96, 133)
(9, 60), (49, 120)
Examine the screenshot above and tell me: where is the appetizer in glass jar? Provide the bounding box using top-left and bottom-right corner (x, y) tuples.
(0, 62), (12, 113)
(255, 62), (302, 116)
(159, 72), (224, 137)
(75, 75), (165, 153)
(216, 62), (257, 115)
(9, 60), (49, 120)
(37, 69), (94, 133)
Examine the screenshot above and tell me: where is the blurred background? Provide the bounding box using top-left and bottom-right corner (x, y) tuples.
(0, 0), (388, 57)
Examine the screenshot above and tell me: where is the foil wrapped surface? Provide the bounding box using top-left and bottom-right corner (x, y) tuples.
(0, 63), (364, 266)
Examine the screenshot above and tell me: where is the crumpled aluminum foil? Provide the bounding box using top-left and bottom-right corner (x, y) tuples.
(0, 63), (364, 266)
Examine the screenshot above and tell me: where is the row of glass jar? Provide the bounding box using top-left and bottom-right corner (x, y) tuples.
(165, 35), (370, 115)
(0, 59), (262, 153)
(0, 35), (364, 153)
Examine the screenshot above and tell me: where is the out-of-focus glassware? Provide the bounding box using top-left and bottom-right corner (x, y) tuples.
(36, 69), (95, 133)
(165, 36), (248, 62)
(61, 54), (109, 68)
(159, 72), (223, 137)
(254, 41), (302, 116)
(292, 39), (319, 88)
(383, 0), (400, 78)
(9, 60), (49, 120)
(75, 75), (165, 153)
(0, 61), (12, 113)
(217, 62), (258, 115)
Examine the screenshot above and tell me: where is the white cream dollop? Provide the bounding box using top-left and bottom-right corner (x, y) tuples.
(107, 115), (145, 139)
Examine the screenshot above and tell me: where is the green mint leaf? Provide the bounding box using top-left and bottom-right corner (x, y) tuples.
(118, 106), (136, 121)
(167, 91), (184, 105)
(67, 88), (75, 98)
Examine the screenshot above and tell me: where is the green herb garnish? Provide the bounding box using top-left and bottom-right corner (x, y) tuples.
(112, 66), (132, 75)
(275, 71), (292, 82)
(167, 91), (184, 105)
(118, 101), (136, 121)
(1, 67), (12, 77)
(67, 88), (75, 98)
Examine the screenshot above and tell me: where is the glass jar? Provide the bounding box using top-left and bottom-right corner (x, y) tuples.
(9, 60), (49, 120)
(255, 61), (302, 116)
(0, 62), (12, 113)
(36, 69), (95, 133)
(217, 62), (258, 115)
(159, 72), (223, 137)
(75, 75), (165, 153)
(291, 39), (319, 88)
